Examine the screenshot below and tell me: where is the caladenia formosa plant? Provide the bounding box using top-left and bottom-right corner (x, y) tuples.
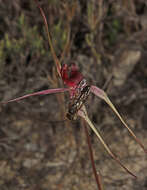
(2, 62), (146, 178)
(1, 0), (146, 182)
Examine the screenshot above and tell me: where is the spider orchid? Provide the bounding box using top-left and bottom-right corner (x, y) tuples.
(1, 0), (146, 181)
(1, 62), (146, 178)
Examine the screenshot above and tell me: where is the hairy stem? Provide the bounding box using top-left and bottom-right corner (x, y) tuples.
(83, 120), (104, 190)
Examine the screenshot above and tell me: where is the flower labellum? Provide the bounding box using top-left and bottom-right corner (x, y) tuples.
(60, 63), (84, 88)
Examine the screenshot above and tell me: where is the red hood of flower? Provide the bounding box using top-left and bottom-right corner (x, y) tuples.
(60, 64), (83, 88)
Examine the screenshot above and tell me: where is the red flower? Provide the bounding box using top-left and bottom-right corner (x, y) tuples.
(60, 64), (83, 88)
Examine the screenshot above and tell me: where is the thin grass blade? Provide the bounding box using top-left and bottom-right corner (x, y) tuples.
(78, 105), (137, 178)
(60, 25), (71, 63)
(90, 85), (147, 154)
(1, 88), (69, 104)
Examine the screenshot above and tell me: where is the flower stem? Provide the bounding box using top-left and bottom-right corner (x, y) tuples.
(83, 120), (104, 190)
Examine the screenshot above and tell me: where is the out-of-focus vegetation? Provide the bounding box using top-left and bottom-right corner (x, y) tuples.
(0, 14), (45, 65)
(0, 0), (147, 190)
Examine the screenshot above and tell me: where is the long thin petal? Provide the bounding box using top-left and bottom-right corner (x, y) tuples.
(1, 88), (69, 104)
(34, 0), (61, 76)
(78, 105), (137, 178)
(90, 85), (147, 154)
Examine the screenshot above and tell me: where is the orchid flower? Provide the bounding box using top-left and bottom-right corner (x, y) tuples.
(1, 0), (146, 181)
(1, 62), (146, 178)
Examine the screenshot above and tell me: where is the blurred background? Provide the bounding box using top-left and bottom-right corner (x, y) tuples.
(0, 0), (147, 189)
